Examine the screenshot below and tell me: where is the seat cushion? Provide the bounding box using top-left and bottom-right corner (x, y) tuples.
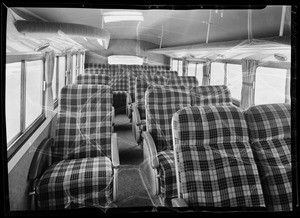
(157, 150), (177, 199)
(36, 157), (113, 210)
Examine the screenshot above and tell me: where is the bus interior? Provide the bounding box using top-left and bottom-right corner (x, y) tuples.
(1, 3), (297, 215)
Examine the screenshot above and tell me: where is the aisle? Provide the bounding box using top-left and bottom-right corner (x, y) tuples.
(113, 114), (162, 208)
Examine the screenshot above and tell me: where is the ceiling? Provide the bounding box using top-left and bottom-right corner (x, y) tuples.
(22, 6), (290, 48)
(6, 5), (292, 62)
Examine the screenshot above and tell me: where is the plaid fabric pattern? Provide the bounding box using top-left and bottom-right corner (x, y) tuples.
(172, 105), (265, 207)
(145, 85), (191, 152)
(36, 157), (113, 209)
(168, 76), (198, 88)
(53, 84), (112, 162)
(135, 75), (169, 120)
(110, 69), (129, 92)
(245, 104), (292, 211)
(84, 68), (110, 75)
(85, 63), (108, 69)
(75, 74), (111, 85)
(85, 64), (170, 72)
(191, 85), (233, 106)
(156, 70), (178, 78)
(157, 150), (178, 199)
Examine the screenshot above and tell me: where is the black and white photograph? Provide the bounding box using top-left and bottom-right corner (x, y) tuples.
(0, 2), (297, 216)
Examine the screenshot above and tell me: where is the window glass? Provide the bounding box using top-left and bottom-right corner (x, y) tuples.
(58, 56), (66, 95)
(72, 54), (77, 83)
(196, 63), (203, 86)
(227, 64), (242, 100)
(6, 62), (21, 144)
(25, 60), (43, 128)
(188, 63), (196, 76)
(172, 60), (178, 71)
(178, 60), (183, 76)
(255, 67), (288, 105)
(210, 62), (225, 85)
(53, 57), (57, 100)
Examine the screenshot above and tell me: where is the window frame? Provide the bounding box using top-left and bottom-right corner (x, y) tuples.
(6, 57), (46, 160)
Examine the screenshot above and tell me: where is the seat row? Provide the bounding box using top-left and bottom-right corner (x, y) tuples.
(29, 84), (119, 210)
(82, 68), (178, 114)
(142, 85), (292, 211)
(131, 74), (230, 143)
(84, 63), (170, 72)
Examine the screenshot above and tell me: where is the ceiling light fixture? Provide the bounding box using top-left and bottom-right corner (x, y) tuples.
(108, 55), (144, 65)
(103, 11), (144, 23)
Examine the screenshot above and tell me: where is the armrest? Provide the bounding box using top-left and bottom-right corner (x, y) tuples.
(171, 198), (188, 207)
(111, 133), (120, 169)
(131, 104), (141, 125)
(126, 92), (132, 105)
(28, 137), (54, 181)
(142, 131), (159, 169)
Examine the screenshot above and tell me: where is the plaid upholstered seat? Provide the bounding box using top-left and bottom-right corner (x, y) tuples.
(167, 76), (198, 88)
(84, 68), (111, 74)
(191, 85), (233, 106)
(145, 85), (191, 200)
(172, 105), (265, 208)
(135, 74), (169, 121)
(75, 74), (111, 85)
(36, 84), (114, 209)
(156, 70), (178, 78)
(244, 104), (292, 211)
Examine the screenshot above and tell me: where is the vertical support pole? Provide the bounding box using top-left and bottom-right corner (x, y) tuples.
(20, 60), (26, 131)
(279, 6), (287, 36)
(159, 24), (164, 49)
(206, 10), (212, 44)
(247, 9), (253, 42)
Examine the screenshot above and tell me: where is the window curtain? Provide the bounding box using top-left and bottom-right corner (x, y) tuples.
(44, 51), (55, 117)
(66, 53), (72, 84)
(202, 61), (211, 85)
(81, 52), (85, 74)
(240, 58), (258, 110)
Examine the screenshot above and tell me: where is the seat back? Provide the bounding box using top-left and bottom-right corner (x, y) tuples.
(245, 103), (292, 211)
(52, 84), (112, 162)
(172, 105), (265, 208)
(75, 74), (111, 85)
(145, 85), (191, 152)
(156, 70), (178, 78)
(167, 76), (198, 87)
(135, 74), (168, 120)
(110, 69), (129, 92)
(191, 85), (233, 106)
(84, 68), (110, 74)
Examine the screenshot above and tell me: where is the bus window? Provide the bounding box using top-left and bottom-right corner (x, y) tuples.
(196, 63), (203, 85)
(72, 54), (77, 83)
(5, 62), (21, 143)
(227, 64), (242, 101)
(178, 60), (183, 76)
(187, 63), (196, 76)
(210, 62), (225, 85)
(58, 56), (66, 95)
(171, 59), (183, 76)
(25, 60), (43, 128)
(254, 67), (288, 105)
